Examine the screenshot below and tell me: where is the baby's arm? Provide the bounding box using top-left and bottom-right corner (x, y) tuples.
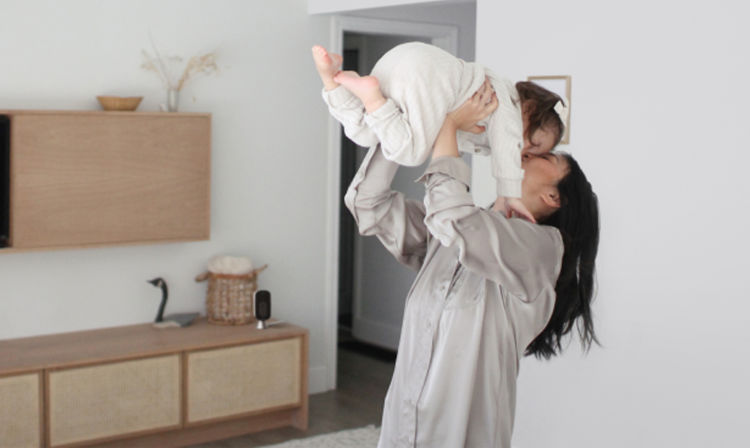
(486, 78), (525, 198)
(486, 77), (535, 222)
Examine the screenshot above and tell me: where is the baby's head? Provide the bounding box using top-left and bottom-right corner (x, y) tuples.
(516, 81), (566, 156)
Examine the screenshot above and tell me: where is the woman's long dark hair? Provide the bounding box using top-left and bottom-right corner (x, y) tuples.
(526, 153), (600, 359)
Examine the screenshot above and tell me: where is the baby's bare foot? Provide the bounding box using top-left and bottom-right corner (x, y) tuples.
(334, 71), (387, 113)
(312, 45), (343, 91)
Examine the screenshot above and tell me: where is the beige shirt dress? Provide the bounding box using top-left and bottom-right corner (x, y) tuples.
(344, 144), (564, 448)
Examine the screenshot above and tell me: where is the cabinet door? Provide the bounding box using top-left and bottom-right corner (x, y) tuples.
(187, 338), (302, 423)
(48, 354), (181, 447)
(0, 373), (41, 448)
(10, 113), (210, 249)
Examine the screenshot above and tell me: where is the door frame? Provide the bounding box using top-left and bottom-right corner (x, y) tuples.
(323, 15), (459, 390)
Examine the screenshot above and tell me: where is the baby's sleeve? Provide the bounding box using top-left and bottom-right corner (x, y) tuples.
(487, 78), (525, 198)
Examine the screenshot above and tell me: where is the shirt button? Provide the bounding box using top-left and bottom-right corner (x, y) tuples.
(517, 142), (522, 149)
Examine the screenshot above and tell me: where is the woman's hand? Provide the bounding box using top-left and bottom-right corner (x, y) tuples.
(432, 78), (498, 160)
(446, 78), (499, 134)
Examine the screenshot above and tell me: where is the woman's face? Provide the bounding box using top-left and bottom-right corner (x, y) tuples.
(521, 152), (569, 216)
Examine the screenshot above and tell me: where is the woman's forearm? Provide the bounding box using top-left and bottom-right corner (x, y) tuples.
(431, 120), (461, 160)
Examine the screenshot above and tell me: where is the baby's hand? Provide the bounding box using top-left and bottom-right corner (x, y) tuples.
(493, 197), (536, 223)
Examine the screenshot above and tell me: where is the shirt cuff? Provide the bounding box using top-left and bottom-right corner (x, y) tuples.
(321, 85), (360, 108)
(363, 98), (400, 124)
(416, 156), (471, 188)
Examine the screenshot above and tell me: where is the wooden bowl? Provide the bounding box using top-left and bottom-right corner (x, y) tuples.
(96, 96), (143, 111)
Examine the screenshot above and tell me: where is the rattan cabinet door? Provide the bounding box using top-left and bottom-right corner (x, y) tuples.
(48, 355), (181, 447)
(0, 373), (41, 448)
(187, 338), (302, 423)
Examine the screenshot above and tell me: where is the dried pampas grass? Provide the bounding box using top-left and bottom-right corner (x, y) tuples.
(141, 35), (218, 91)
(176, 53), (218, 90)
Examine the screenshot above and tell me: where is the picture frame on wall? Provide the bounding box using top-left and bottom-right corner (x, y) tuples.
(527, 75), (571, 144)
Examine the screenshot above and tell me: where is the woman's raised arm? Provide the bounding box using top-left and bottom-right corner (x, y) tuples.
(344, 145), (429, 271)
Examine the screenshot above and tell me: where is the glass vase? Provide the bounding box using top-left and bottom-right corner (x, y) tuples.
(167, 88), (180, 112)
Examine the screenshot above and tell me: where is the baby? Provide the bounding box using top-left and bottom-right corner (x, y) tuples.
(312, 42), (567, 222)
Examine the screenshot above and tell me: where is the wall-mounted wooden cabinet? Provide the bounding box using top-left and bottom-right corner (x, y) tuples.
(0, 110), (211, 252)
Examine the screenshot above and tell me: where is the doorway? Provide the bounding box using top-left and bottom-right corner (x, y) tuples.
(336, 31), (430, 358)
(324, 16), (460, 390)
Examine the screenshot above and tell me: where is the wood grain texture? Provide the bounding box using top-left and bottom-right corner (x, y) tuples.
(292, 332), (309, 430)
(7, 111), (210, 249)
(0, 318), (306, 375)
(88, 409), (299, 448)
(0, 372), (41, 448)
(0, 319), (309, 447)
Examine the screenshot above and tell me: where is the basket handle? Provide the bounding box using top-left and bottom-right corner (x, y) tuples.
(253, 264), (269, 275)
(195, 264), (268, 282)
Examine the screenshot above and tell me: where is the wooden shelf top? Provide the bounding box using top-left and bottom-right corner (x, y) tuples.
(0, 109), (211, 118)
(0, 318), (307, 375)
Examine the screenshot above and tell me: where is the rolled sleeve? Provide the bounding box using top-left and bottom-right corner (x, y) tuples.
(321, 85), (360, 108)
(417, 155), (471, 187)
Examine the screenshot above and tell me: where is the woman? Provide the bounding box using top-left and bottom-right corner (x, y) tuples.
(344, 84), (599, 447)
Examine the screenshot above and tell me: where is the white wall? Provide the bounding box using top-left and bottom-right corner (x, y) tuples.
(0, 0), (333, 393)
(474, 1), (750, 446)
(308, 0), (473, 15)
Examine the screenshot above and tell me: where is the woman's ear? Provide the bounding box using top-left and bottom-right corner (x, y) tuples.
(541, 188), (561, 209)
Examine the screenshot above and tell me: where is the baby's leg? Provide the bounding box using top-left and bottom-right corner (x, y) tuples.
(333, 70), (435, 167)
(334, 71), (387, 114)
(312, 46), (379, 148)
(311, 45), (342, 91)
(350, 43), (461, 167)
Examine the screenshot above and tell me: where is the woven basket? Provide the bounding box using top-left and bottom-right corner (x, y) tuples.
(196, 264), (267, 325)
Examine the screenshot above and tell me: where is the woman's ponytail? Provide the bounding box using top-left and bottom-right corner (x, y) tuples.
(526, 153), (600, 358)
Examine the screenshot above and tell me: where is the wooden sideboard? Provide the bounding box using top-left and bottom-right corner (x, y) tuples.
(0, 319), (308, 447)
(0, 110), (211, 252)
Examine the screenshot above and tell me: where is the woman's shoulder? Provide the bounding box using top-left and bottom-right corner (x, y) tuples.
(497, 214), (565, 269)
